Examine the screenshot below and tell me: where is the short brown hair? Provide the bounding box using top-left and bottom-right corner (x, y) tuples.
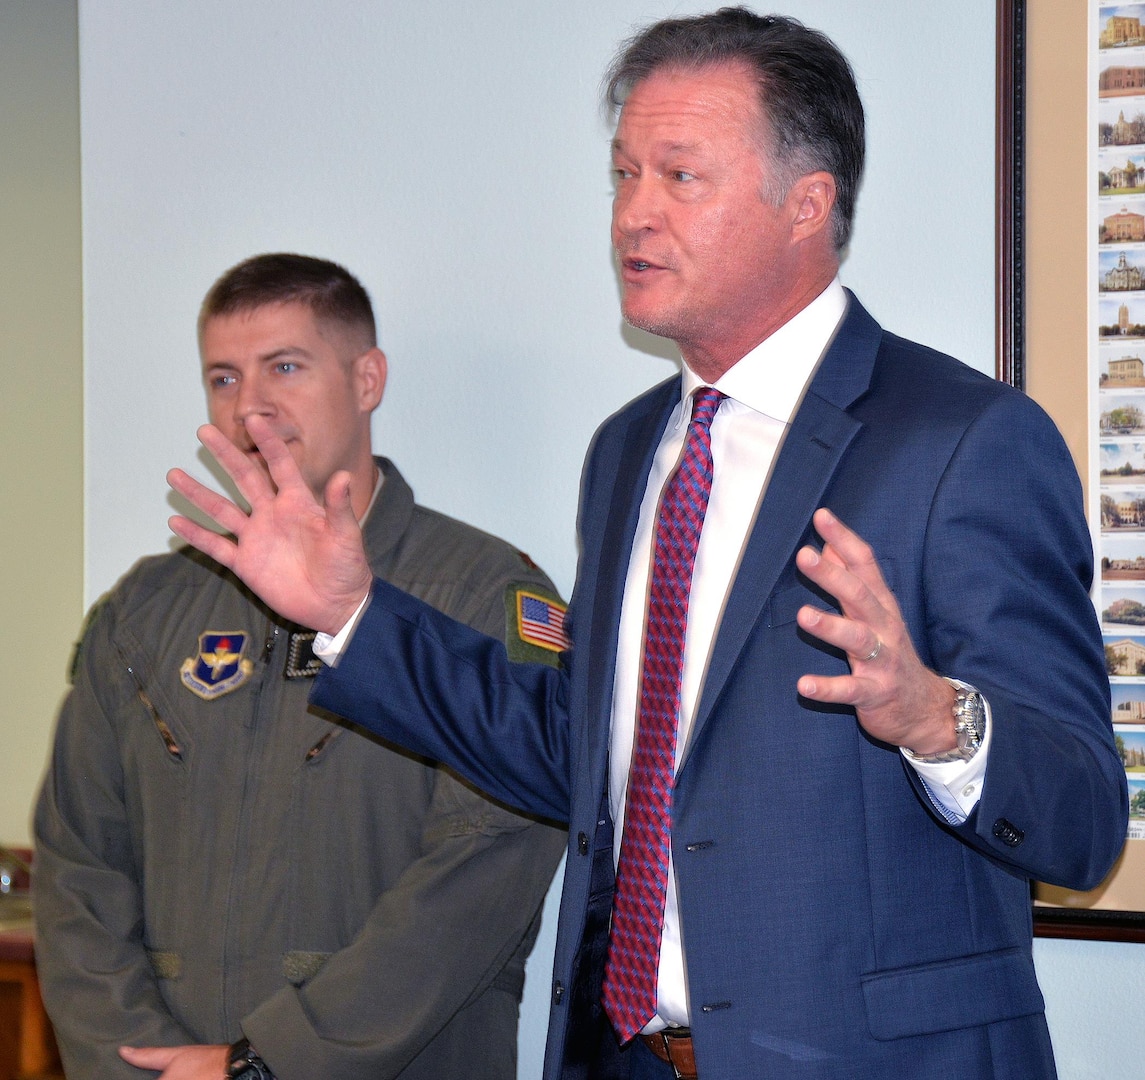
(199, 253), (377, 346)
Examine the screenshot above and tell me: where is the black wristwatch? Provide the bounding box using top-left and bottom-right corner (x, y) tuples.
(226, 1037), (275, 1080)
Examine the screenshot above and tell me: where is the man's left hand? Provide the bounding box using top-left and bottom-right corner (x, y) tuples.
(118, 1043), (229, 1078)
(795, 508), (957, 756)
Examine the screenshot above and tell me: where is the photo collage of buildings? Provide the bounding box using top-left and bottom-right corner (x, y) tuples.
(1097, 4), (1145, 836)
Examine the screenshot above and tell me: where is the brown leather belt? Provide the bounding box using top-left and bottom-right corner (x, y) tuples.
(639, 1029), (697, 1079)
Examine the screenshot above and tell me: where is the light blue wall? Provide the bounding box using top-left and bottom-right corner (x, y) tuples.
(80, 0), (997, 603)
(76, 3), (1134, 1077)
(1035, 937), (1145, 1077)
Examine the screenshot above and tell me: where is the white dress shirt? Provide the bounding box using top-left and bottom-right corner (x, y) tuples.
(607, 278), (990, 1032)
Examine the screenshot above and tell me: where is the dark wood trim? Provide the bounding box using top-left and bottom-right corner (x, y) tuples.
(1033, 906), (1145, 943)
(996, 0), (1025, 389)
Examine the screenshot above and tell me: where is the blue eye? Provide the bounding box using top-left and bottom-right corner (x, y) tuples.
(274, 361), (299, 375)
(209, 373), (236, 389)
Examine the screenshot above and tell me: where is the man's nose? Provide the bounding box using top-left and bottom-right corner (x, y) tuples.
(234, 376), (274, 426)
(613, 176), (662, 238)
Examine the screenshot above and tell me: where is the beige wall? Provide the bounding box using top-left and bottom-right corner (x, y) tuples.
(1027, 1), (1089, 485)
(0, 0), (83, 845)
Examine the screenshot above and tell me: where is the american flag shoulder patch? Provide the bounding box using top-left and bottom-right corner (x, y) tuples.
(502, 583), (569, 666)
(516, 590), (569, 652)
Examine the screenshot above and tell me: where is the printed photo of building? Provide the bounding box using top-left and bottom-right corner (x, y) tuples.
(1103, 585), (1145, 626)
(1106, 635), (1145, 674)
(1102, 205), (1145, 243)
(1101, 250), (1145, 291)
(1104, 353), (1145, 384)
(1114, 696), (1145, 721)
(1100, 65), (1145, 96)
(1099, 101), (1145, 145)
(1101, 11), (1145, 49)
(1099, 296), (1145, 337)
(1102, 442), (1145, 487)
(1102, 492), (1145, 528)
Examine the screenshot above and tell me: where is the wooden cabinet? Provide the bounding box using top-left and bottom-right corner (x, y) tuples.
(0, 928), (62, 1080)
(0, 849), (61, 1080)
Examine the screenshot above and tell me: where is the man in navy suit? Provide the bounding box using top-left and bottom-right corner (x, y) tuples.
(170, 10), (1127, 1078)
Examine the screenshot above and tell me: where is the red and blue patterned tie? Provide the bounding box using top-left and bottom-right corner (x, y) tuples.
(602, 386), (724, 1044)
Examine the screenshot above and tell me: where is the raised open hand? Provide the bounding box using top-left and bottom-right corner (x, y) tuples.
(794, 508), (957, 756)
(168, 415), (372, 635)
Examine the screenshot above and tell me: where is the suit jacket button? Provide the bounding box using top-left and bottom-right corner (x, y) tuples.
(992, 818), (1024, 847)
(577, 831), (589, 856)
(553, 980), (565, 1003)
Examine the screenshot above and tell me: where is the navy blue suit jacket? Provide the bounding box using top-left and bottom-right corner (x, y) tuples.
(313, 295), (1127, 1079)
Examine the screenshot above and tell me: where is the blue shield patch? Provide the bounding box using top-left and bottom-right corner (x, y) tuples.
(180, 631), (254, 700)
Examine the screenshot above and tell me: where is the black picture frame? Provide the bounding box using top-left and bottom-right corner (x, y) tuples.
(996, 0), (1025, 390)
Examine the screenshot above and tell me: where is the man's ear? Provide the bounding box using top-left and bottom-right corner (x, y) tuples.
(355, 347), (388, 412)
(788, 171), (837, 244)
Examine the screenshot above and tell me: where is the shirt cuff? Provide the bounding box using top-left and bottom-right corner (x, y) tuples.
(313, 591), (371, 666)
(901, 694), (992, 824)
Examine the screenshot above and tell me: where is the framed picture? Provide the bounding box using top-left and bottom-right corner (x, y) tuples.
(1023, 0), (1145, 942)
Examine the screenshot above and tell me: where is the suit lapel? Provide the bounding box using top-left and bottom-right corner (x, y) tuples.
(682, 294), (883, 765)
(581, 380), (679, 779)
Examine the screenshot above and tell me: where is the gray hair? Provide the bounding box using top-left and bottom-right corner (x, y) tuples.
(604, 7), (865, 250)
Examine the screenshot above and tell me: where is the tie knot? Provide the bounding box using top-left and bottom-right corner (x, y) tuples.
(690, 387), (724, 432)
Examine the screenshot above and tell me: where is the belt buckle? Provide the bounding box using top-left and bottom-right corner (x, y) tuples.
(657, 1029), (694, 1080)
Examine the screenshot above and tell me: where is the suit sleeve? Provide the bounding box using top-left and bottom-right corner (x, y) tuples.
(913, 390), (1127, 889)
(312, 585), (574, 824)
(33, 600), (194, 1080)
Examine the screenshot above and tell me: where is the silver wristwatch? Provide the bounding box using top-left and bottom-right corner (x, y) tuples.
(913, 679), (985, 764)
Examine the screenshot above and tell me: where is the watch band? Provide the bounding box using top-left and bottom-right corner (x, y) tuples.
(912, 679), (986, 764)
(226, 1037), (275, 1080)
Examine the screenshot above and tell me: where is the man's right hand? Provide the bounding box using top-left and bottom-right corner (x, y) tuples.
(168, 415), (372, 635)
(119, 1043), (229, 1079)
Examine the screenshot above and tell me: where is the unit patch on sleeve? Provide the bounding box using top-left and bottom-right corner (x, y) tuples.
(180, 631), (254, 700)
(505, 585), (569, 667)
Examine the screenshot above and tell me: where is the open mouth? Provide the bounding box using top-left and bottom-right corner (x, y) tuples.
(623, 256), (660, 274)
